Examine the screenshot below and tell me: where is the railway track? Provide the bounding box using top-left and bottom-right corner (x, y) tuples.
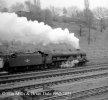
(1, 67), (108, 93)
(41, 86), (108, 100)
(0, 58), (108, 100)
(0, 63), (108, 99)
(1, 63), (108, 85)
(1, 63), (108, 81)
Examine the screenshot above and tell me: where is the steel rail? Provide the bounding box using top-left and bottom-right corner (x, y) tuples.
(1, 71), (108, 93)
(1, 64), (108, 85)
(1, 63), (108, 79)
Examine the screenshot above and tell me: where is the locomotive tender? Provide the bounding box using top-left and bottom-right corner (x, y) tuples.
(0, 49), (88, 72)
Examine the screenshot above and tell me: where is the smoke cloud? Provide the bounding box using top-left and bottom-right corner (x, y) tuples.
(0, 12), (80, 50)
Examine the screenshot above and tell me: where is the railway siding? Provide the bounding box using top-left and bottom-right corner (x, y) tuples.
(1, 64), (108, 85)
(1, 71), (108, 93)
(1, 64), (108, 99)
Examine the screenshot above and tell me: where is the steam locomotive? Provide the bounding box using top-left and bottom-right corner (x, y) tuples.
(0, 49), (88, 72)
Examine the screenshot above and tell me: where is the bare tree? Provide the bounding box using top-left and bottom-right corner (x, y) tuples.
(42, 9), (53, 25)
(34, 0), (41, 8)
(50, 6), (62, 16)
(24, 0), (53, 25)
(84, 0), (94, 44)
(24, 0), (42, 21)
(63, 7), (67, 16)
(93, 7), (108, 32)
(10, 2), (24, 12)
(25, 0), (32, 11)
(67, 6), (80, 19)
(50, 6), (62, 21)
(0, 0), (7, 12)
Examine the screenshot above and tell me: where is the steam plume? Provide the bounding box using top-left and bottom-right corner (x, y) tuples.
(0, 12), (80, 50)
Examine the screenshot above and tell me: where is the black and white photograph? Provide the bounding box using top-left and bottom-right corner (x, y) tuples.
(0, 0), (108, 100)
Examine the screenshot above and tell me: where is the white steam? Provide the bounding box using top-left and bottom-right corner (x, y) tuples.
(0, 12), (80, 49)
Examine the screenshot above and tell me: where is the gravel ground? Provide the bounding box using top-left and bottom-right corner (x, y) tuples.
(51, 77), (108, 92)
(83, 93), (108, 100)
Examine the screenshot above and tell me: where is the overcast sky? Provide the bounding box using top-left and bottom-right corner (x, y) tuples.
(5, 0), (108, 9)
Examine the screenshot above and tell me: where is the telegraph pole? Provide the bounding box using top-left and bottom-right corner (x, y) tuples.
(84, 0), (89, 9)
(84, 0), (91, 45)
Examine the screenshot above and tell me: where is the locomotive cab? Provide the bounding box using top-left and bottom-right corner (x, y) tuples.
(38, 50), (52, 69)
